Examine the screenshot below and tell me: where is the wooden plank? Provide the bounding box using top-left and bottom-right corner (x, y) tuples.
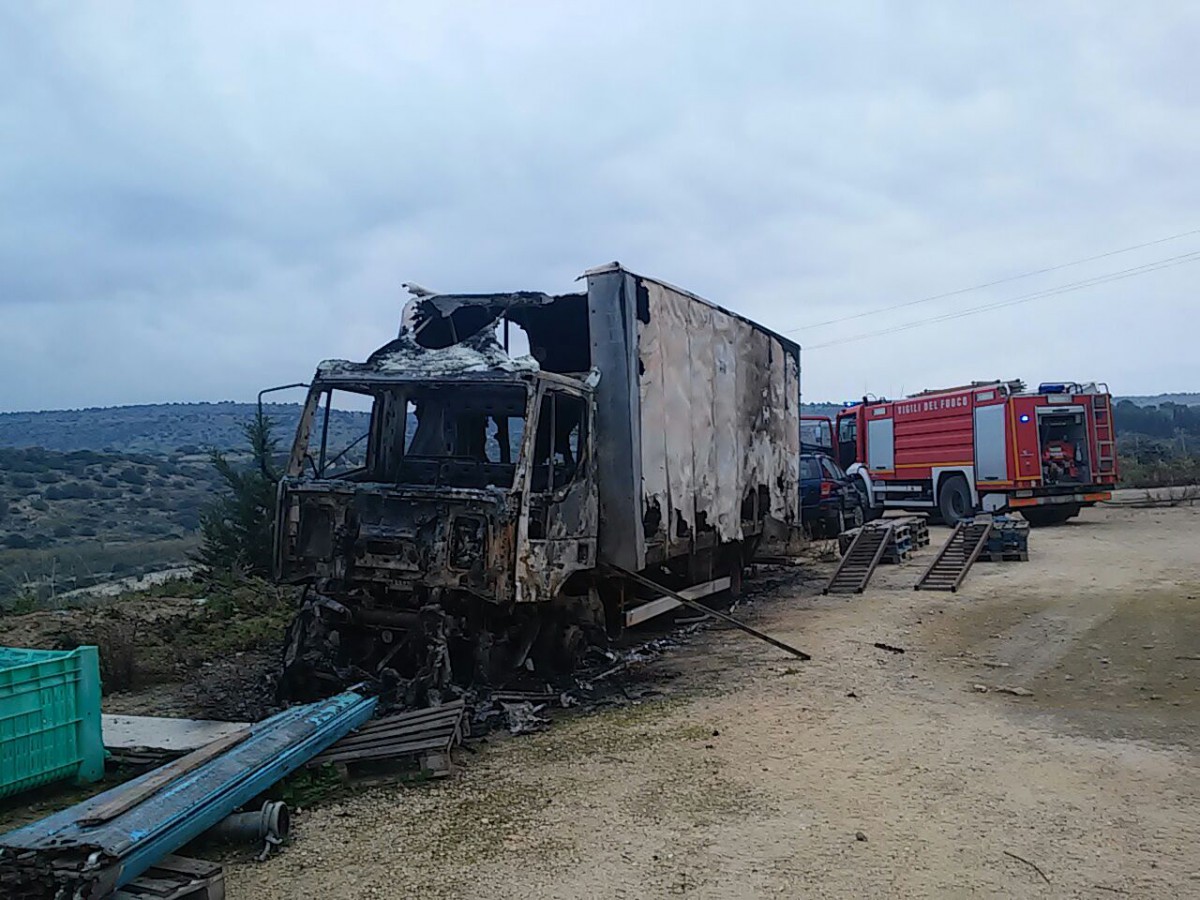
(119, 875), (181, 896)
(332, 709), (464, 745)
(611, 565), (811, 661)
(114, 859), (225, 900)
(322, 722), (458, 750)
(624, 577), (732, 628)
(312, 735), (454, 766)
(337, 704), (464, 737)
(348, 710), (463, 734)
(151, 856), (223, 879)
(325, 723), (459, 753)
(331, 724), (456, 748)
(79, 729), (251, 826)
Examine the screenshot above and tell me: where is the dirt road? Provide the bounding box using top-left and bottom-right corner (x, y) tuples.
(229, 504), (1200, 898)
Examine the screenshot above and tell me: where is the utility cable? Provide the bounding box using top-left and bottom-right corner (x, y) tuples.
(803, 249), (1200, 351)
(787, 226), (1200, 333)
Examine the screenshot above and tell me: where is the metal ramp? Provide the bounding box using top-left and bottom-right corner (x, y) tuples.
(824, 523), (893, 594)
(914, 519), (993, 592)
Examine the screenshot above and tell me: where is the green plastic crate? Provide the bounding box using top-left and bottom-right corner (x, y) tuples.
(0, 646), (104, 799)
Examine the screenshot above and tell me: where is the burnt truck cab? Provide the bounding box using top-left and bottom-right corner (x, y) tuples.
(276, 353), (597, 606)
(274, 326), (601, 696)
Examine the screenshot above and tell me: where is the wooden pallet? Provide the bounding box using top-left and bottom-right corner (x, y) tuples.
(985, 550), (1029, 562)
(113, 856), (224, 900)
(979, 515), (1030, 562)
(308, 700), (465, 778)
(902, 515), (931, 548)
(839, 517), (925, 563)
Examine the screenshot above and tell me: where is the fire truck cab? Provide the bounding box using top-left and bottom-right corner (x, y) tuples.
(835, 380), (1118, 526)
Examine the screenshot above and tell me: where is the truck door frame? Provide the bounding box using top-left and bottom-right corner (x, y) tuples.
(514, 378), (599, 603)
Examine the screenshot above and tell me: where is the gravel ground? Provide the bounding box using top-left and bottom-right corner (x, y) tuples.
(228, 504), (1200, 898)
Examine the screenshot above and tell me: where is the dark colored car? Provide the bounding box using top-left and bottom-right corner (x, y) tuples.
(800, 452), (864, 537)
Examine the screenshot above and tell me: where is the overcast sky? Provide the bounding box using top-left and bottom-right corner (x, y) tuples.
(2, 1), (1198, 413)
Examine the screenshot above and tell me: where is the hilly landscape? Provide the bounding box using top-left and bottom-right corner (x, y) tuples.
(0, 402), (371, 454)
(0, 392), (1195, 608)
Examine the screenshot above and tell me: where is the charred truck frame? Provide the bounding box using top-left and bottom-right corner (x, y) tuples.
(274, 264), (801, 699)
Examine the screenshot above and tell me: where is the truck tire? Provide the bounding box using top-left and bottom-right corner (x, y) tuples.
(1022, 505), (1078, 527)
(847, 502), (864, 530)
(937, 475), (973, 525)
(857, 478), (883, 521)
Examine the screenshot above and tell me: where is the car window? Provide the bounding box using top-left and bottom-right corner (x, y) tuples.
(800, 457), (822, 480)
(821, 458), (845, 480)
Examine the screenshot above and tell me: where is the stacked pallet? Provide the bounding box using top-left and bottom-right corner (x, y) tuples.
(901, 515), (931, 549)
(980, 515), (1030, 562)
(883, 522), (913, 563)
(838, 516), (929, 564)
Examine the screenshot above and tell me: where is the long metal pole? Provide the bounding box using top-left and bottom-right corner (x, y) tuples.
(606, 565), (811, 661)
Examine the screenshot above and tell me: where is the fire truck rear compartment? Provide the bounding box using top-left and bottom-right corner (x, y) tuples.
(1037, 409), (1092, 485)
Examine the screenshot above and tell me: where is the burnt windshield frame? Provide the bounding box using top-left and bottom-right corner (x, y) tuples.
(392, 382), (531, 490)
(313, 386), (375, 479)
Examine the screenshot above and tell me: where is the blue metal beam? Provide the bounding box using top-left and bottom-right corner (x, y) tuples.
(0, 689), (377, 899)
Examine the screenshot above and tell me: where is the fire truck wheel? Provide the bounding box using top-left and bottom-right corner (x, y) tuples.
(937, 475), (972, 525)
(847, 502), (864, 530)
(855, 479), (882, 521)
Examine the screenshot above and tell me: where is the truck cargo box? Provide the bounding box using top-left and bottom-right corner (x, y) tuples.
(585, 264), (801, 570)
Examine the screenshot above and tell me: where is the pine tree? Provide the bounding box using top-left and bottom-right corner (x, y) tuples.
(195, 410), (280, 576)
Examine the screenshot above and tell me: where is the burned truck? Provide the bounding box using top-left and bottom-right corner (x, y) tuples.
(274, 263), (801, 700)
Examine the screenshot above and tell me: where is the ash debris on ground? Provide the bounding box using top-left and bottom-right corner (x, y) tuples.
(179, 651), (281, 722)
(272, 562), (812, 742)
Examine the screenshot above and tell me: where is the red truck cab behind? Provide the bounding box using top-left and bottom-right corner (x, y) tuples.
(834, 380), (1118, 526)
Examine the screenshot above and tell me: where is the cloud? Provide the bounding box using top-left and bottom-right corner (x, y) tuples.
(1, 0), (1198, 412)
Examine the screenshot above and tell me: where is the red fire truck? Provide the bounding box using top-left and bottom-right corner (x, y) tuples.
(833, 380), (1118, 526)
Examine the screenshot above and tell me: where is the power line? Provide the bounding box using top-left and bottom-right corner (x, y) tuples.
(787, 226), (1200, 334)
(804, 249), (1200, 351)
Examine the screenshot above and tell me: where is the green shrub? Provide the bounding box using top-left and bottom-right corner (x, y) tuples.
(196, 411), (280, 576)
(56, 481), (96, 500)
